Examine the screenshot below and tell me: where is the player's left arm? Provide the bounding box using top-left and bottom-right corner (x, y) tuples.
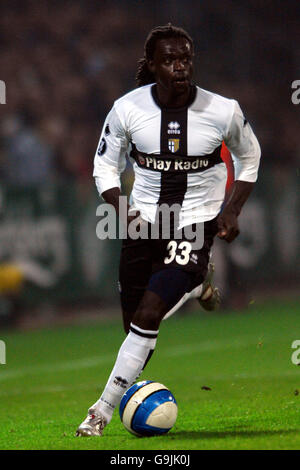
(219, 100), (261, 243)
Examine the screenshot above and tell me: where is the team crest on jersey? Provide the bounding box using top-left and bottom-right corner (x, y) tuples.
(168, 138), (180, 153)
(168, 121), (181, 134)
(97, 138), (107, 156)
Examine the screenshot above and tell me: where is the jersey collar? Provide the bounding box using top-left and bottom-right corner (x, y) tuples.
(151, 84), (197, 111)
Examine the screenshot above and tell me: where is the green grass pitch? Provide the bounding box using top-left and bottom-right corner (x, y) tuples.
(0, 299), (299, 450)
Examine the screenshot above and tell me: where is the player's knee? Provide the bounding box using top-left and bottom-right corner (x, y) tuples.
(132, 269), (192, 330)
(122, 310), (134, 335)
(123, 319), (130, 335)
(133, 291), (167, 330)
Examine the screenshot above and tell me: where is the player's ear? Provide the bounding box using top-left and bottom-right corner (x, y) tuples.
(147, 59), (155, 74)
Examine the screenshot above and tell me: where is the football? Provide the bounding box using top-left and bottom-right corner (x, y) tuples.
(119, 380), (178, 437)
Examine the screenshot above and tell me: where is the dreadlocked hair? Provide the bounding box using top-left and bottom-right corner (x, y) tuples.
(135, 24), (194, 87)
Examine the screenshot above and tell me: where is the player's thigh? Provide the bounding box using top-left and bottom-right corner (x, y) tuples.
(119, 236), (152, 332)
(120, 217), (218, 331)
(146, 267), (193, 312)
(150, 217), (219, 295)
(132, 268), (193, 330)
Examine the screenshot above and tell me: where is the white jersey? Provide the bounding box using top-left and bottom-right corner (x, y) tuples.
(93, 84), (261, 228)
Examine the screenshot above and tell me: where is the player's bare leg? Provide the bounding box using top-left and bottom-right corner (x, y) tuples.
(122, 309), (135, 335)
(76, 291), (171, 437)
(131, 290), (168, 331)
(76, 266), (219, 437)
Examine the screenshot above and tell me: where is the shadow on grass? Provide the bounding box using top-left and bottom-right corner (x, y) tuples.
(167, 429), (299, 440)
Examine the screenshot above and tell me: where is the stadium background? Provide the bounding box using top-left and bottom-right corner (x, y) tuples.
(0, 0), (300, 452)
(0, 0), (299, 326)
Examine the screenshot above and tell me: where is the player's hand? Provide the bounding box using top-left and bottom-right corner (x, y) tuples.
(217, 209), (239, 243)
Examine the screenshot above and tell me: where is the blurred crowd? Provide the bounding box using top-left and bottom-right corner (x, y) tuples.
(0, 0), (299, 188)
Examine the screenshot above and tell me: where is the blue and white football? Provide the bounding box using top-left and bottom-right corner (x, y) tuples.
(119, 380), (178, 437)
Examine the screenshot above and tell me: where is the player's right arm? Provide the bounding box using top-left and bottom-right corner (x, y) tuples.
(93, 106), (134, 222)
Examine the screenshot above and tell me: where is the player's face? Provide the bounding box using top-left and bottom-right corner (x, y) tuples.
(148, 37), (193, 95)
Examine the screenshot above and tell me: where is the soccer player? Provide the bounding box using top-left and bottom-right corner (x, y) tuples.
(76, 24), (260, 436)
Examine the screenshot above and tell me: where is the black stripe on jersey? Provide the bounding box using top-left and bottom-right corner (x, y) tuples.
(156, 87), (194, 206)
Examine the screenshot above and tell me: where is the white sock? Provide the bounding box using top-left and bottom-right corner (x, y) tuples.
(91, 323), (158, 423)
(163, 282), (203, 321)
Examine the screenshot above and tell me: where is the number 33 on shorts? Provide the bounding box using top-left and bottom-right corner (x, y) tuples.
(164, 241), (192, 266)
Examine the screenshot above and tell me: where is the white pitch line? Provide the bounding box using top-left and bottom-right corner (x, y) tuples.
(164, 337), (258, 357)
(0, 369), (298, 399)
(190, 369), (300, 382)
(0, 353), (117, 382)
(0, 335), (290, 383)
(0, 382), (94, 398)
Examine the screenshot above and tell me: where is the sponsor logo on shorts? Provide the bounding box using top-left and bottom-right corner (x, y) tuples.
(190, 253), (198, 264)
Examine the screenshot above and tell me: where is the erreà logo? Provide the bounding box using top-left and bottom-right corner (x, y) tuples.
(168, 121), (180, 134)
(114, 376), (128, 388)
(168, 139), (180, 153)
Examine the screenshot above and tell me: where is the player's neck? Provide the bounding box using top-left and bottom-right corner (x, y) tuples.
(155, 84), (193, 108)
